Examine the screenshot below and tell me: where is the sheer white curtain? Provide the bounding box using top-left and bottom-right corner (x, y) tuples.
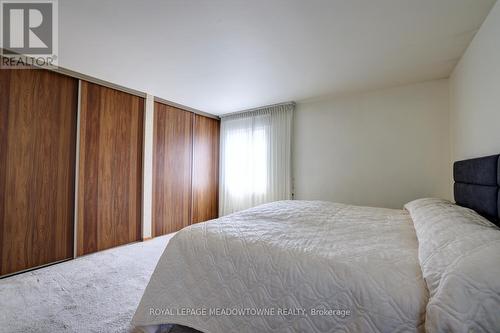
(219, 103), (294, 216)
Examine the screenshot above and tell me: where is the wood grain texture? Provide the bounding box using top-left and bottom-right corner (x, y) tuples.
(153, 103), (193, 236)
(78, 81), (143, 256)
(0, 68), (78, 276)
(191, 115), (220, 223)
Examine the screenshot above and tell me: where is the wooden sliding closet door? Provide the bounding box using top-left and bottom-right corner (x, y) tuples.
(191, 115), (220, 223)
(77, 82), (143, 256)
(0, 69), (78, 276)
(153, 103), (193, 236)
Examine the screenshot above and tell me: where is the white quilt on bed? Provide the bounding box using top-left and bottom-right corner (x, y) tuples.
(132, 201), (428, 333)
(405, 198), (500, 333)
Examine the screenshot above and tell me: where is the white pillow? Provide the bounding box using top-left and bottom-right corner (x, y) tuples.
(405, 198), (500, 333)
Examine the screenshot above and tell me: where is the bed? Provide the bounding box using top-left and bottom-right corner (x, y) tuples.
(132, 155), (500, 333)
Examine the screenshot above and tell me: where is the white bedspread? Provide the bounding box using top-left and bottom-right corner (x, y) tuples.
(405, 198), (500, 333)
(132, 201), (428, 332)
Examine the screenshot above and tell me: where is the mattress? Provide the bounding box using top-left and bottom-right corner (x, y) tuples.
(132, 200), (428, 332)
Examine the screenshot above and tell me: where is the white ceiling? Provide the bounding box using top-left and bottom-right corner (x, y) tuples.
(59, 0), (496, 115)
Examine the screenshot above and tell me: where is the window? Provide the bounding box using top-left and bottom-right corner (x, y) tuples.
(219, 104), (294, 215)
(225, 126), (268, 198)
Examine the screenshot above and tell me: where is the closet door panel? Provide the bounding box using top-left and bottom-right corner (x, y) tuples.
(153, 103), (193, 236)
(192, 115), (220, 223)
(0, 68), (78, 276)
(78, 82), (143, 256)
(0, 70), (6, 274)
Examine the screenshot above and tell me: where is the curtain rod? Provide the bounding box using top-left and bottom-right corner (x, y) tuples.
(219, 101), (296, 118)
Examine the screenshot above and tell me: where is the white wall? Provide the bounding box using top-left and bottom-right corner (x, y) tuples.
(293, 80), (451, 209)
(450, 1), (500, 161)
(142, 95), (155, 239)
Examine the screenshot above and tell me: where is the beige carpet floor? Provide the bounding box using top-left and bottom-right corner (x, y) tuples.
(0, 234), (201, 333)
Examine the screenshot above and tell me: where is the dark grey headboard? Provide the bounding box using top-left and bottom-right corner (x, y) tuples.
(454, 154), (500, 225)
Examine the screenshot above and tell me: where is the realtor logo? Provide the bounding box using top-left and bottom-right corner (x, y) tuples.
(1, 0), (58, 68)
